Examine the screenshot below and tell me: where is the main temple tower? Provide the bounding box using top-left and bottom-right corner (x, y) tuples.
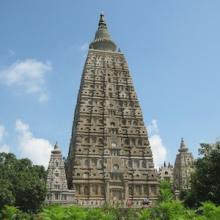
(66, 14), (158, 207)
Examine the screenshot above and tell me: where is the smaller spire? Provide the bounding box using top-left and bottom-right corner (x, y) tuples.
(179, 137), (188, 152)
(164, 161), (167, 167)
(54, 141), (59, 149)
(53, 142), (61, 153)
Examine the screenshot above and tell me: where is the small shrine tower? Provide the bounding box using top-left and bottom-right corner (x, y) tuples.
(46, 143), (75, 204)
(173, 138), (194, 194)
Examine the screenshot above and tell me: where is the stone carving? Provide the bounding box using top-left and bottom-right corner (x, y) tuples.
(159, 162), (174, 183)
(66, 14), (158, 207)
(46, 143), (75, 204)
(173, 138), (194, 195)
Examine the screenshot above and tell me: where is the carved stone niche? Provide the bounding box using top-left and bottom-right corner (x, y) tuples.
(74, 159), (81, 166)
(123, 173), (129, 180)
(97, 159), (103, 168)
(84, 74), (94, 80)
(147, 170), (157, 181)
(127, 127), (135, 134)
(104, 173), (110, 180)
(104, 55), (113, 67)
(119, 149), (127, 156)
(131, 172), (140, 180)
(111, 157), (123, 171)
(86, 55), (96, 65)
(107, 136), (121, 147)
(74, 169), (83, 177)
(135, 109), (142, 116)
(107, 118), (119, 128)
(84, 159), (89, 167)
(131, 148), (141, 156)
(89, 147), (98, 154)
(105, 99), (116, 108)
(139, 127), (147, 135)
(144, 148), (152, 157)
(95, 68), (104, 76)
(95, 55), (104, 66)
(104, 149), (110, 156)
(114, 56), (123, 68)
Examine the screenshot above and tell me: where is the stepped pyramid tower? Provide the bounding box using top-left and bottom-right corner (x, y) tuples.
(173, 138), (194, 194)
(66, 14), (158, 207)
(46, 143), (75, 204)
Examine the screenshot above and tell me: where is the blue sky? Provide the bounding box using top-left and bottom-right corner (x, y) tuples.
(0, 0), (220, 167)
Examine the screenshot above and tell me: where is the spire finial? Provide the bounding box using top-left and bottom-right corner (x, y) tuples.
(54, 141), (59, 150)
(179, 137), (188, 152)
(89, 14), (117, 51)
(181, 137), (185, 148)
(99, 13), (106, 27)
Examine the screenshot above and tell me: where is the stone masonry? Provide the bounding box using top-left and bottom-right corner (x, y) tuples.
(159, 162), (174, 183)
(46, 143), (75, 204)
(66, 14), (158, 207)
(173, 138), (194, 195)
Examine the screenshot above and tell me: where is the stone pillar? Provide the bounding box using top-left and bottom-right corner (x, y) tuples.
(98, 184), (101, 195)
(148, 184), (151, 197)
(79, 185), (82, 195)
(90, 184), (93, 196)
(124, 181), (129, 201)
(105, 181), (110, 202)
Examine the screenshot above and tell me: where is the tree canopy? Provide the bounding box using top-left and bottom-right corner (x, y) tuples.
(0, 152), (47, 213)
(182, 141), (220, 207)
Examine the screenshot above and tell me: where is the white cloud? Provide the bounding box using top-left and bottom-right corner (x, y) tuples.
(148, 120), (167, 169)
(148, 119), (159, 135)
(0, 59), (52, 102)
(0, 123), (10, 153)
(15, 119), (53, 168)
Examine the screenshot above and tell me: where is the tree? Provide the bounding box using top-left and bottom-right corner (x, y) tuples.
(183, 141), (220, 207)
(158, 180), (173, 202)
(0, 152), (47, 213)
(0, 180), (15, 209)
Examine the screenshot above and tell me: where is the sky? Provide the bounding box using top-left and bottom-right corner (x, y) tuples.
(0, 0), (220, 168)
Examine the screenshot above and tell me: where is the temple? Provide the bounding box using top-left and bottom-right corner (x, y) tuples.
(173, 138), (194, 195)
(66, 14), (158, 207)
(45, 143), (75, 204)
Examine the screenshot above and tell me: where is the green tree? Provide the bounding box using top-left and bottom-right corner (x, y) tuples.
(0, 180), (15, 209)
(0, 205), (21, 220)
(158, 180), (174, 202)
(0, 152), (47, 213)
(183, 141), (220, 207)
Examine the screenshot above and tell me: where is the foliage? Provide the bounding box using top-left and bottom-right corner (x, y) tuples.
(150, 200), (196, 220)
(158, 180), (174, 202)
(0, 152), (47, 213)
(198, 201), (220, 220)
(2, 144), (220, 219)
(0, 180), (15, 209)
(0, 205), (21, 220)
(182, 142), (220, 207)
(135, 180), (197, 220)
(39, 205), (119, 220)
(137, 209), (151, 220)
(2, 202), (220, 220)
(0, 205), (34, 220)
